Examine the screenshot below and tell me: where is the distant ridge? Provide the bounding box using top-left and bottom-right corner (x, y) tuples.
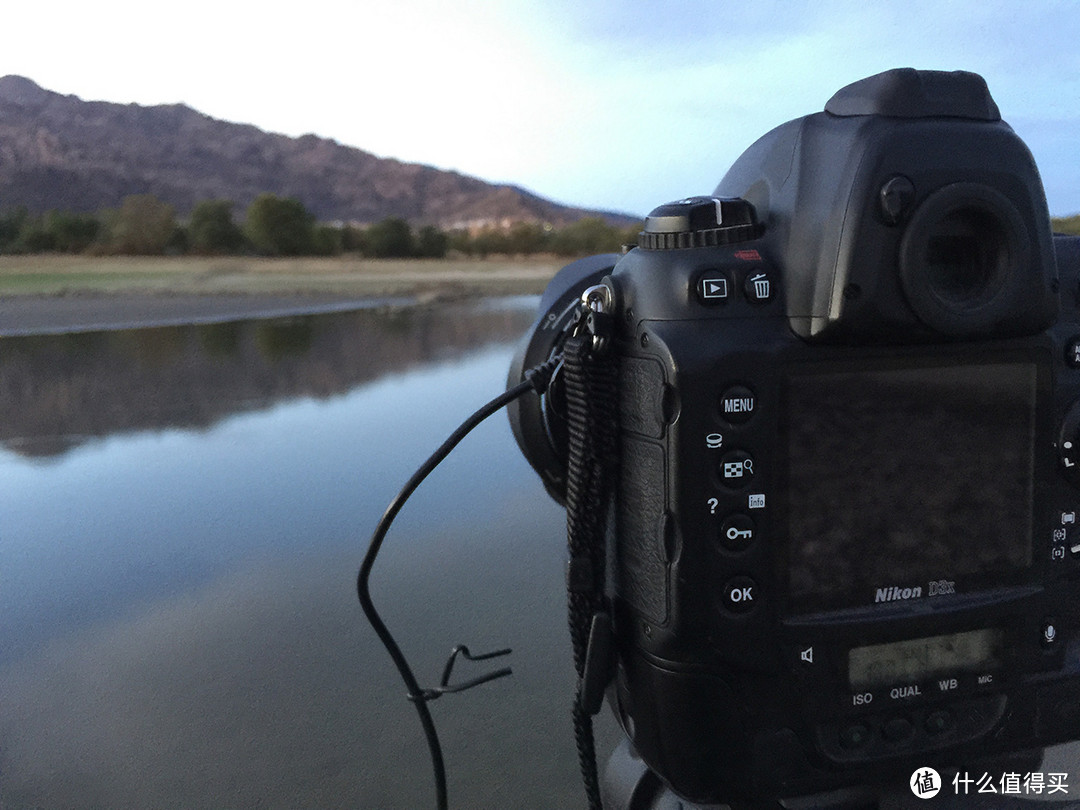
(0, 76), (637, 227)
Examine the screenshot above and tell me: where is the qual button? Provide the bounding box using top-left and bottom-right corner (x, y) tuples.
(882, 716), (914, 743)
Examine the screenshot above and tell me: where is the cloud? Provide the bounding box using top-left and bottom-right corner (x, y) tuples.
(0, 0), (1076, 214)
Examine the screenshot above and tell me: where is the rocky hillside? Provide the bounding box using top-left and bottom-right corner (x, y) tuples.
(0, 75), (634, 227)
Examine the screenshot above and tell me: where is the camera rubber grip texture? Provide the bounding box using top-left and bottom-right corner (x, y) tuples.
(615, 356), (670, 625)
(617, 435), (669, 626)
(620, 356), (668, 439)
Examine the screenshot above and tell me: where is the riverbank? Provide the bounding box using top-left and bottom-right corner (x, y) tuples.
(0, 255), (561, 334)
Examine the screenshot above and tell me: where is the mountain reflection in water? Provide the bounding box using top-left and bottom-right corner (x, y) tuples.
(0, 298), (619, 809)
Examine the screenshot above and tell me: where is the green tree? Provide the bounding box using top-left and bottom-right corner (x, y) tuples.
(14, 214), (56, 252)
(341, 225), (368, 254)
(471, 226), (511, 257)
(189, 199), (245, 254)
(0, 207), (29, 252)
(447, 228), (474, 255)
(365, 217), (414, 258)
(106, 194), (178, 254)
(550, 217), (628, 256)
(46, 211), (102, 253)
(244, 194), (315, 256)
(1054, 215), (1080, 236)
(506, 221), (548, 254)
(313, 224), (344, 256)
(415, 225), (449, 258)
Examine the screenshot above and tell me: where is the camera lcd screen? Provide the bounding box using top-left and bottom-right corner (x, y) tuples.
(848, 628), (1004, 690)
(785, 361), (1036, 615)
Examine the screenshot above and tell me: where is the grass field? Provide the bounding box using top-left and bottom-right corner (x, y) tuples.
(0, 255), (568, 298)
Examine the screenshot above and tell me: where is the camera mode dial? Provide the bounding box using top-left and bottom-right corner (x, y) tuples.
(639, 196), (761, 250)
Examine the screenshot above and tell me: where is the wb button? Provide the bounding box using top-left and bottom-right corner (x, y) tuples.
(722, 576), (758, 614)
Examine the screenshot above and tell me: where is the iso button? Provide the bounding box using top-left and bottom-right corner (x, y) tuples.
(696, 272), (732, 305)
(722, 576), (758, 614)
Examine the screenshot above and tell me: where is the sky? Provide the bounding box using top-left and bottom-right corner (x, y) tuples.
(1, 0), (1078, 217)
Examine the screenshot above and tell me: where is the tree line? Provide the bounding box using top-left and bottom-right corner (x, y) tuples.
(1056, 214), (1080, 237)
(0, 193), (643, 259)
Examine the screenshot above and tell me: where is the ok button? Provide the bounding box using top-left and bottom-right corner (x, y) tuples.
(723, 576), (759, 614)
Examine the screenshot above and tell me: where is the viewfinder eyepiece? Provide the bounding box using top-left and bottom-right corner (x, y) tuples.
(899, 183), (1031, 336)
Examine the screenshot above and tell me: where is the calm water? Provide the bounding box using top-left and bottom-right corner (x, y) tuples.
(0, 298), (617, 809)
(6, 299), (1080, 810)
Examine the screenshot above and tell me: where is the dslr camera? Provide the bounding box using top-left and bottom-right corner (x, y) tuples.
(508, 69), (1080, 805)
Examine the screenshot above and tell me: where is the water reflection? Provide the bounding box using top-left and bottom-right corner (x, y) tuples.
(0, 298), (618, 809)
(0, 298), (536, 458)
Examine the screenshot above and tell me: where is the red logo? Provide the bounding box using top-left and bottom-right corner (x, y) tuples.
(734, 250), (762, 261)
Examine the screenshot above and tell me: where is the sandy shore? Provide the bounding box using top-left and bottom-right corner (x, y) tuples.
(0, 293), (421, 336)
(0, 255), (562, 335)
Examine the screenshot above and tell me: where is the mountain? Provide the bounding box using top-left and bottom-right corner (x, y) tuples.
(0, 75), (636, 228)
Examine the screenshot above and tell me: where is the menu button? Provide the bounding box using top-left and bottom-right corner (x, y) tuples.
(720, 385), (756, 424)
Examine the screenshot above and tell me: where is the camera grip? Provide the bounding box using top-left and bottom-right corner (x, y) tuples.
(616, 356), (672, 626)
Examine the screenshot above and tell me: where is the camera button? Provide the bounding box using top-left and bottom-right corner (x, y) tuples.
(721, 576), (758, 613)
(719, 450), (755, 488)
(719, 514), (754, 552)
(839, 723), (872, 750)
(881, 716), (914, 743)
(743, 268), (776, 304)
(1042, 618), (1059, 648)
(696, 272), (732, 305)
(720, 385), (756, 424)
(924, 709), (953, 736)
(1066, 336), (1080, 368)
(789, 644), (819, 673)
(879, 175), (916, 225)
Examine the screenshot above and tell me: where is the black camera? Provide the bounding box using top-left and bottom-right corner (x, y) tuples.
(508, 69), (1080, 805)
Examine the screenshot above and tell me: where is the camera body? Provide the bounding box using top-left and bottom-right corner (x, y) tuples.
(509, 69), (1080, 803)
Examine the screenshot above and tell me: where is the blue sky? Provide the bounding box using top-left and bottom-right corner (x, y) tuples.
(2, 0), (1078, 216)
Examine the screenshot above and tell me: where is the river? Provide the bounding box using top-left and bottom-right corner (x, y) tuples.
(0, 298), (618, 809)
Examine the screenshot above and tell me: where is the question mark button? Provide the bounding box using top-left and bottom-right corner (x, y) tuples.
(719, 515), (754, 552)
(707, 497), (719, 515)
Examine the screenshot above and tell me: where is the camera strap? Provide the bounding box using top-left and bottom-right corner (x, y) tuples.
(563, 293), (619, 810)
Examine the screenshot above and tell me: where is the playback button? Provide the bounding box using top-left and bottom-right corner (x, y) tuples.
(696, 272), (732, 304)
